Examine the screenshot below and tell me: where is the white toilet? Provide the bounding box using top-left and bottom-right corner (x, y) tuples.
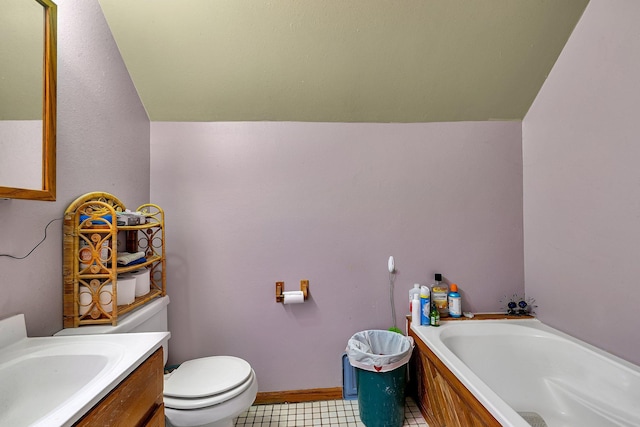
(55, 296), (257, 427)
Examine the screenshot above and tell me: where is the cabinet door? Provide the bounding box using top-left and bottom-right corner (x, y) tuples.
(75, 349), (164, 427)
(143, 403), (165, 427)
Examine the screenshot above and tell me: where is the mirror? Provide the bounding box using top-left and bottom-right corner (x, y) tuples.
(0, 0), (56, 201)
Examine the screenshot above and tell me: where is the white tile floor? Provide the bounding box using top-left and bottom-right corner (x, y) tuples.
(234, 398), (428, 427)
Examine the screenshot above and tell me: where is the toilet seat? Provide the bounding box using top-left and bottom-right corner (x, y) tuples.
(164, 356), (254, 410)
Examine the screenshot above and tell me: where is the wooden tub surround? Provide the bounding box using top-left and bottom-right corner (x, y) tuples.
(407, 314), (531, 427)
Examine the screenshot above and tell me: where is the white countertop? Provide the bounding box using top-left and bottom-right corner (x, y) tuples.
(0, 314), (169, 427)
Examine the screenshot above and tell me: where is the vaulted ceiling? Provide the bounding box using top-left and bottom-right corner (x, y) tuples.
(99, 0), (589, 122)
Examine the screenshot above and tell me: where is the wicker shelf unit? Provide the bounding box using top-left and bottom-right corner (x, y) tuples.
(63, 192), (166, 328)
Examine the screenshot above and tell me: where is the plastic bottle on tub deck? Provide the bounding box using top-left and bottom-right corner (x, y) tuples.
(431, 273), (449, 318)
(420, 285), (430, 326)
(448, 283), (462, 318)
(411, 293), (421, 326)
(429, 302), (440, 327)
(409, 284), (420, 313)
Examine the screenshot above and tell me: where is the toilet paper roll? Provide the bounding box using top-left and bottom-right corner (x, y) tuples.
(116, 275), (136, 305)
(78, 285), (92, 316)
(283, 290), (305, 304)
(79, 284), (113, 315)
(130, 269), (150, 297)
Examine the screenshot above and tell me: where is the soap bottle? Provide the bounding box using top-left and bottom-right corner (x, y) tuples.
(429, 303), (440, 327)
(420, 285), (430, 326)
(411, 293), (421, 326)
(448, 283), (462, 318)
(431, 273), (449, 318)
(409, 284), (421, 313)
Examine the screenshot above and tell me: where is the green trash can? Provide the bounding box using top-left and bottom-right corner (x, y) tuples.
(356, 364), (407, 427)
(346, 330), (414, 427)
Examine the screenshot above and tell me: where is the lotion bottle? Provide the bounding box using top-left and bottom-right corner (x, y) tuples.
(409, 284), (420, 313)
(411, 293), (421, 326)
(448, 283), (462, 318)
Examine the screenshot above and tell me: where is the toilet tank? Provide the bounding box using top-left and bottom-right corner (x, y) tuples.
(55, 296), (171, 364)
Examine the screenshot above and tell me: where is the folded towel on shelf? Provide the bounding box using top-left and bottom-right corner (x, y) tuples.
(124, 257), (147, 267)
(117, 251), (146, 266)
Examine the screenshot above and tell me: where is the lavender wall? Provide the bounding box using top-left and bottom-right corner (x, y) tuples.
(151, 121), (524, 391)
(523, 0), (640, 365)
(0, 0), (150, 336)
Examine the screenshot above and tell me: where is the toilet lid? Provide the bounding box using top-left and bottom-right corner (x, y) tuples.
(164, 356), (252, 399)
(164, 368), (255, 410)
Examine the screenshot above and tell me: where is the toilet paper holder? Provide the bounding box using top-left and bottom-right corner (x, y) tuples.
(276, 280), (309, 303)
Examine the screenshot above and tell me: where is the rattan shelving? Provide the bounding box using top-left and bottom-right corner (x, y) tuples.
(63, 192), (166, 327)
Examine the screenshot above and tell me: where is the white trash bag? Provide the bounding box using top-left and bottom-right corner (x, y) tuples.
(346, 330), (414, 373)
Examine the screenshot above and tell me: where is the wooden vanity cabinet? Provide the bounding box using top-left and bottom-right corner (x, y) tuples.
(75, 348), (165, 427)
(407, 318), (501, 427)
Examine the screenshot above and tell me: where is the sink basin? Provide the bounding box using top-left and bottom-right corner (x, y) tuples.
(0, 341), (118, 426)
(0, 314), (169, 426)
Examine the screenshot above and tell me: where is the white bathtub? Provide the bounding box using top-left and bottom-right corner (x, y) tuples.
(411, 319), (640, 427)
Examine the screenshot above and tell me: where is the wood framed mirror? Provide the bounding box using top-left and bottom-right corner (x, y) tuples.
(0, 0), (57, 201)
